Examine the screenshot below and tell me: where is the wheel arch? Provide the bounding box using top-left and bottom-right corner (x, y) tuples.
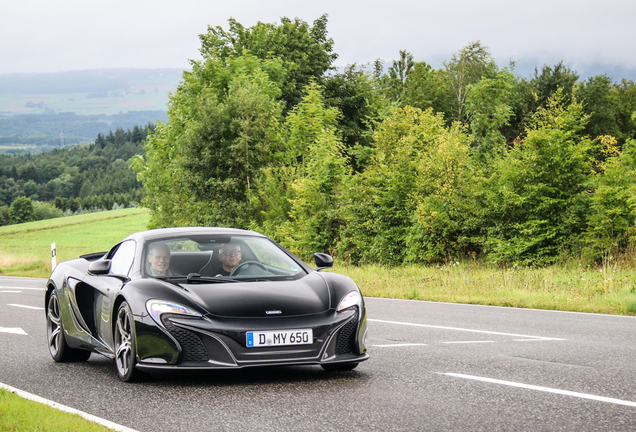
(112, 294), (128, 334)
(45, 281), (56, 309)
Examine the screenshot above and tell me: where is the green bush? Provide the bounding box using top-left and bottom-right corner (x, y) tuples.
(482, 91), (592, 265)
(583, 138), (636, 260)
(9, 196), (35, 224)
(33, 200), (63, 221)
(336, 106), (476, 264)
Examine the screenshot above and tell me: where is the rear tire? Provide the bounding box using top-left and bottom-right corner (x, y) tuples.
(321, 362), (359, 372)
(46, 291), (91, 362)
(114, 301), (142, 382)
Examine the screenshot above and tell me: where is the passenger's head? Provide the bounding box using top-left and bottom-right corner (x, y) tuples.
(218, 243), (242, 272)
(147, 243), (171, 277)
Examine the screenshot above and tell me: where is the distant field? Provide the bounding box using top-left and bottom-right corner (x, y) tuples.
(0, 68), (183, 116)
(0, 69), (181, 153)
(0, 90), (171, 117)
(0, 208), (150, 277)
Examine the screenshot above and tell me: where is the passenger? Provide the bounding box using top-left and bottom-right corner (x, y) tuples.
(216, 243), (242, 276)
(147, 243), (174, 277)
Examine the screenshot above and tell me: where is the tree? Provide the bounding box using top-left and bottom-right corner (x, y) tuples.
(483, 90), (592, 265)
(577, 74), (619, 140)
(337, 106), (473, 264)
(584, 137), (636, 259)
(256, 82), (348, 258)
(33, 200), (63, 221)
(197, 15), (337, 110)
(443, 41), (497, 123)
(401, 61), (453, 121)
(9, 196), (35, 224)
(323, 64), (387, 171)
(405, 114), (476, 263)
(0, 206), (9, 226)
(137, 55), (284, 229)
(612, 79), (636, 143)
(465, 69), (516, 165)
(531, 61), (579, 108)
(381, 50), (415, 102)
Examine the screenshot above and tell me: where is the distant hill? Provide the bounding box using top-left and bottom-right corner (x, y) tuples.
(0, 68), (184, 94)
(0, 68), (184, 153)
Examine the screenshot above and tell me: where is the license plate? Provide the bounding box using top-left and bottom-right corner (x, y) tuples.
(246, 329), (313, 347)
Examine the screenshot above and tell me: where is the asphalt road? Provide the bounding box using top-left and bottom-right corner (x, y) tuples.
(1, 275), (635, 431)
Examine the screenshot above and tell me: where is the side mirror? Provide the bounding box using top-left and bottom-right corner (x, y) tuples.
(88, 259), (111, 275)
(314, 252), (334, 269)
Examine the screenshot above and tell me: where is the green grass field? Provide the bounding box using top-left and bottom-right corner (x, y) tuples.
(0, 208), (150, 277)
(1, 207), (635, 315)
(336, 261), (636, 315)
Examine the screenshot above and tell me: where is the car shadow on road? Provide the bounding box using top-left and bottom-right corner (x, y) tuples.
(71, 354), (370, 389)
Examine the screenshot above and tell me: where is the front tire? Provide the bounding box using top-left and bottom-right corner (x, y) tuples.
(114, 301), (141, 382)
(46, 291), (91, 362)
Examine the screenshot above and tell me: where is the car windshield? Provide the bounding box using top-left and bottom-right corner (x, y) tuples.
(143, 234), (306, 281)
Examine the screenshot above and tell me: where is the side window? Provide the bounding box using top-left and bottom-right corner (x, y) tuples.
(110, 240), (136, 276)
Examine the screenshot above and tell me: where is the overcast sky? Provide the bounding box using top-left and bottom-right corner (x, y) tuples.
(3, 0), (635, 78)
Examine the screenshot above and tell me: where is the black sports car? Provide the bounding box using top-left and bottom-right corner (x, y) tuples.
(45, 227), (369, 381)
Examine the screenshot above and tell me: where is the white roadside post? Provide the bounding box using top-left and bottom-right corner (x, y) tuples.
(51, 243), (56, 269)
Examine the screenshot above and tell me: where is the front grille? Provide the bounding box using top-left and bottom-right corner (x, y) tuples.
(161, 315), (209, 362)
(335, 309), (358, 355)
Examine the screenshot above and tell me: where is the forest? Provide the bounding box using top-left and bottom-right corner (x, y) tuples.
(135, 15), (636, 266)
(0, 124), (151, 225)
(0, 111), (166, 152)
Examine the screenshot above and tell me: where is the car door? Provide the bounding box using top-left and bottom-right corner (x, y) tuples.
(80, 240), (136, 352)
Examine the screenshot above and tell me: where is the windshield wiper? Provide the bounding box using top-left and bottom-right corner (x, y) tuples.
(185, 273), (237, 284)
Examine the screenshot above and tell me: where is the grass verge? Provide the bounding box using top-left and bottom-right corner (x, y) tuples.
(0, 388), (114, 432)
(336, 260), (636, 316)
(0, 208), (150, 278)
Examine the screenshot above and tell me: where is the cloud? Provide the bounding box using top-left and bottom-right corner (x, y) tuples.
(2, 0), (635, 75)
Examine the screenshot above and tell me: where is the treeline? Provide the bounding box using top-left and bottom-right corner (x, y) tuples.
(137, 15), (636, 266)
(0, 111), (167, 150)
(0, 124), (152, 226)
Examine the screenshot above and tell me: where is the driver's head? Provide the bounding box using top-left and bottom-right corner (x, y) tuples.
(218, 243), (241, 272)
(148, 243), (171, 277)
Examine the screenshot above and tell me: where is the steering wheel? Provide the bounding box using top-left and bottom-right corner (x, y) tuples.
(230, 261), (269, 276)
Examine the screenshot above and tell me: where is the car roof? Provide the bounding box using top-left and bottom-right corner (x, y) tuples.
(122, 227), (266, 243)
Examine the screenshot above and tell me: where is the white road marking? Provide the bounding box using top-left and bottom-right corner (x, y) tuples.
(0, 290), (22, 293)
(441, 373), (636, 408)
(368, 318), (565, 341)
(8, 304), (44, 310)
(365, 296), (636, 319)
(373, 343), (428, 348)
(0, 383), (140, 432)
(442, 340), (496, 344)
(0, 286), (45, 291)
(0, 327), (28, 335)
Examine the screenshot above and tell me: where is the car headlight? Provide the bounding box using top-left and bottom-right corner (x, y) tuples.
(146, 299), (202, 327)
(337, 291), (362, 312)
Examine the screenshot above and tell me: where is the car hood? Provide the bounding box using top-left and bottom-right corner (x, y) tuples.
(181, 273), (330, 317)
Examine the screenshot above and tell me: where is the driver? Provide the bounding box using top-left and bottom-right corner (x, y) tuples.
(216, 243), (242, 276)
(147, 243), (174, 277)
